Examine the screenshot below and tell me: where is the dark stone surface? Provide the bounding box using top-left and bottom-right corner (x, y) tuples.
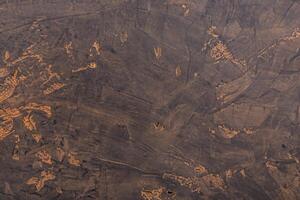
(0, 0), (299, 199)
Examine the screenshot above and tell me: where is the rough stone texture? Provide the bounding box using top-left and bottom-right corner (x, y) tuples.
(0, 0), (299, 199)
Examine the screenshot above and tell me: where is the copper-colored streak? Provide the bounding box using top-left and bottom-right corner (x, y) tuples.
(207, 26), (246, 71)
(201, 174), (225, 190)
(210, 41), (246, 69)
(11, 54), (43, 65)
(0, 71), (20, 103)
(0, 108), (21, 120)
(26, 170), (55, 192)
(42, 65), (61, 85)
(43, 82), (65, 95)
(283, 28), (300, 41)
(218, 124), (240, 139)
(72, 62), (97, 73)
(12, 135), (20, 160)
(0, 108), (21, 141)
(207, 26), (219, 38)
(0, 68), (10, 78)
(153, 121), (165, 131)
(10, 44), (44, 65)
(23, 113), (37, 131)
(266, 160), (278, 172)
(64, 42), (73, 58)
(194, 164), (208, 174)
(31, 133), (42, 143)
(67, 152), (80, 166)
(141, 187), (164, 200)
(258, 28), (300, 58)
(22, 103), (52, 117)
(0, 119), (14, 141)
(3, 51), (10, 62)
(35, 150), (52, 165)
(163, 173), (225, 193)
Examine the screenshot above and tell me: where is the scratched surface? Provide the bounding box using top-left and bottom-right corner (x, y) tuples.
(0, 0), (300, 199)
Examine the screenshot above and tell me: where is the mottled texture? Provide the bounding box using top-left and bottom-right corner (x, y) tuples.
(0, 0), (299, 199)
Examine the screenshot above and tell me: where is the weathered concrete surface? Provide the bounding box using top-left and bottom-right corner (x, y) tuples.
(0, 0), (299, 199)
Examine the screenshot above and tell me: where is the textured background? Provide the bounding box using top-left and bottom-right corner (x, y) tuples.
(0, 0), (300, 199)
